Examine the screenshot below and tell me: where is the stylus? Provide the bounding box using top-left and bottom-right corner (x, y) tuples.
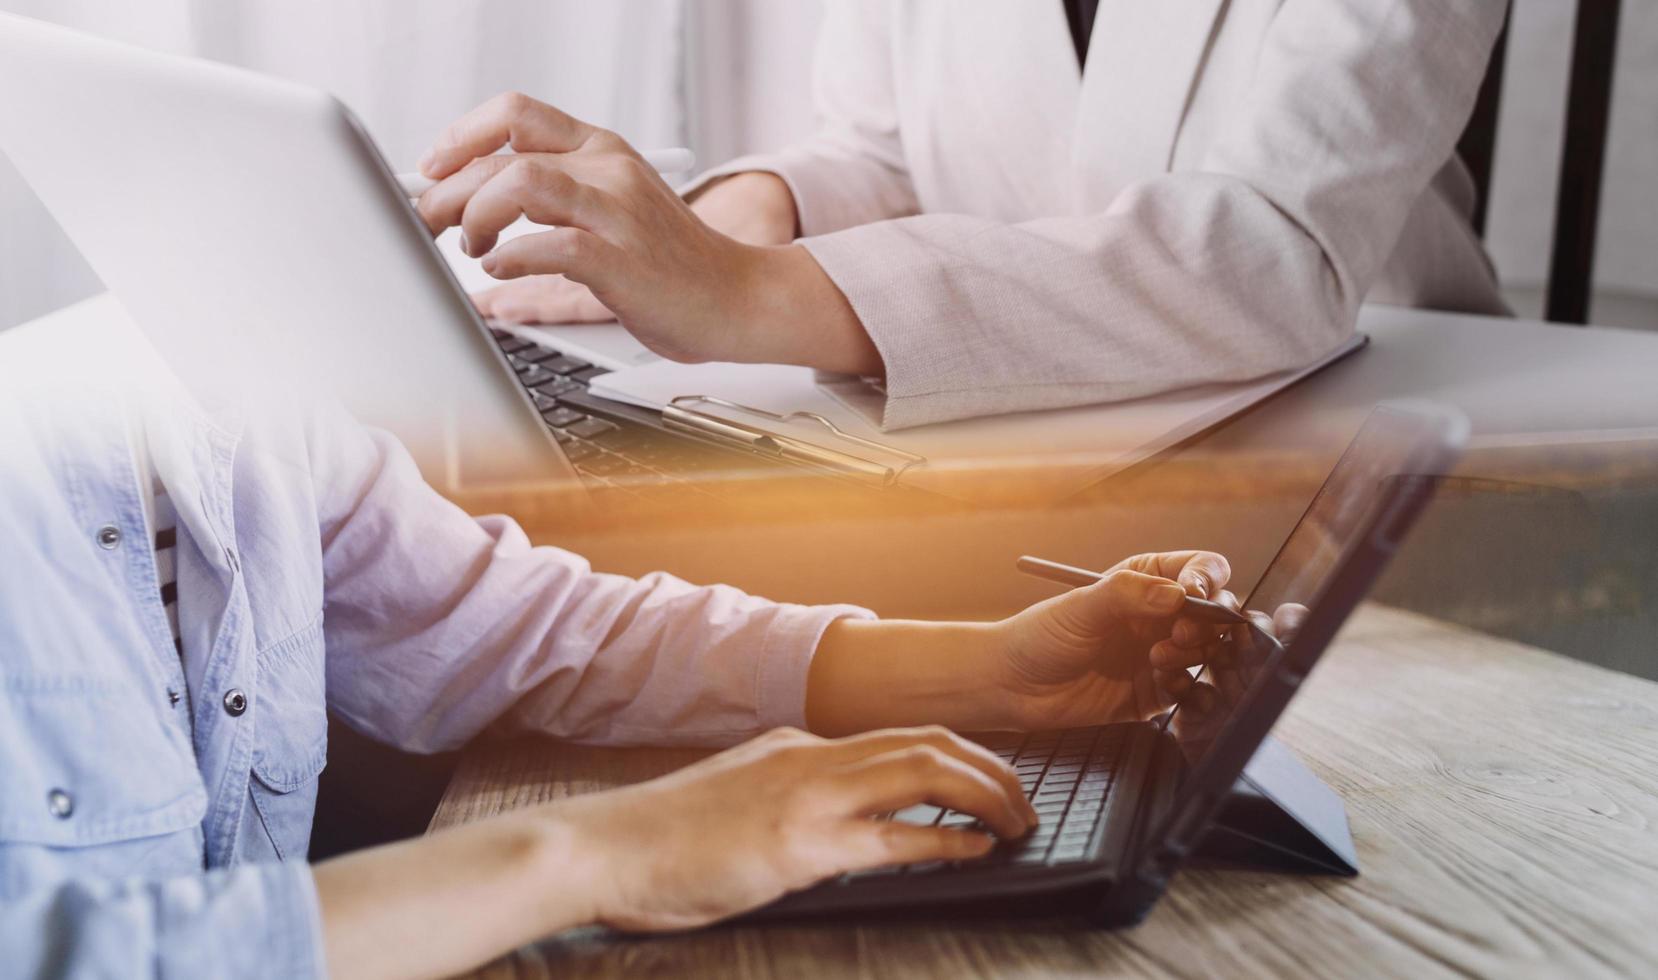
(1015, 555), (1251, 625)
(394, 147), (697, 198)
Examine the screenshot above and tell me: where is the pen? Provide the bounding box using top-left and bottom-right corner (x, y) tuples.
(1015, 555), (1251, 625)
(394, 147), (697, 198)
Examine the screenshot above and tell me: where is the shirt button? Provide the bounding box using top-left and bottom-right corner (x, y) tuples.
(96, 524), (121, 549)
(47, 788), (73, 819)
(222, 688), (248, 717)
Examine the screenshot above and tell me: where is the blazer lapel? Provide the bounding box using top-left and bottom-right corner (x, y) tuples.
(1073, 0), (1227, 209)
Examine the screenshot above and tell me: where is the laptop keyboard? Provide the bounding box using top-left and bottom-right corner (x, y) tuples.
(491, 327), (780, 501)
(848, 725), (1129, 880)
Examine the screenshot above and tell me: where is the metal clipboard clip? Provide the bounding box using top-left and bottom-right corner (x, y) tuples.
(662, 395), (926, 488)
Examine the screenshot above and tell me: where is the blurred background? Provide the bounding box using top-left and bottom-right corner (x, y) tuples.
(1, 0), (1654, 335)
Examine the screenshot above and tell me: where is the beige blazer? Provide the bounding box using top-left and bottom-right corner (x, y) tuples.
(692, 0), (1510, 429)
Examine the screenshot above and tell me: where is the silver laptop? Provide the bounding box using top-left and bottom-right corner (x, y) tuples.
(0, 13), (577, 495)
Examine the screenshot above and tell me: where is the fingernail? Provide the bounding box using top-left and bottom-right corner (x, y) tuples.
(1150, 584), (1186, 612)
(417, 149), (436, 175)
(480, 253), (498, 274)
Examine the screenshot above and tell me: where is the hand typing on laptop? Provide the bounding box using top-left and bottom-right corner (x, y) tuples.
(470, 170), (798, 326)
(413, 92), (883, 377)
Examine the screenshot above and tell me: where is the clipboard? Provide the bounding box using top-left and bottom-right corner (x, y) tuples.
(662, 395), (926, 487)
(590, 335), (1369, 502)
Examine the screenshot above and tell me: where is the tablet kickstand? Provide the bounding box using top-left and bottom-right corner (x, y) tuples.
(1192, 735), (1360, 876)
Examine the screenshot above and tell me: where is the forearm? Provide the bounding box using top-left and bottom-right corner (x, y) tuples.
(313, 807), (598, 980)
(806, 618), (1018, 736)
(724, 241), (883, 376)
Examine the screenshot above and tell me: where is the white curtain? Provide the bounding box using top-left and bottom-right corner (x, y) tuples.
(0, 0), (687, 330)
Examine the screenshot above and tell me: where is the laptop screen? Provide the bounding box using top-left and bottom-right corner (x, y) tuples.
(1158, 405), (1461, 776)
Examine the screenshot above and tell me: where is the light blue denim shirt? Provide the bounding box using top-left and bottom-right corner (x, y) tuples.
(0, 334), (868, 978)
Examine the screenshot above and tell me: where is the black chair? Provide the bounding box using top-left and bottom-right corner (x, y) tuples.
(1458, 0), (1622, 325)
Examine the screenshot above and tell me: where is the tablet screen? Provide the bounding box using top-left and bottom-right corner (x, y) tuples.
(1159, 407), (1456, 770)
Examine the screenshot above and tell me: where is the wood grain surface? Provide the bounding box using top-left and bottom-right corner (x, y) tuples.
(429, 605), (1658, 978)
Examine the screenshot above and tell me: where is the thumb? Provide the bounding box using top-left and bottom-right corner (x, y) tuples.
(1054, 570), (1187, 633)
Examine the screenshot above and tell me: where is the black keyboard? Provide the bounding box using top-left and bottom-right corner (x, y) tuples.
(851, 725), (1130, 880)
(492, 327), (785, 501)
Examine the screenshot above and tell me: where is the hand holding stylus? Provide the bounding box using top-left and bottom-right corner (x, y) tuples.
(1014, 552), (1248, 709)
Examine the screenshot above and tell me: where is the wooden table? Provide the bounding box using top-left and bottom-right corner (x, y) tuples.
(429, 605), (1658, 978)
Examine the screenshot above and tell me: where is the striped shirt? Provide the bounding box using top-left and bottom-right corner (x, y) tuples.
(152, 481), (183, 655)
(130, 419), (184, 659)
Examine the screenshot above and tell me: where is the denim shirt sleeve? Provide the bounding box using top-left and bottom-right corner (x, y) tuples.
(303, 406), (875, 753)
(1, 861), (326, 980)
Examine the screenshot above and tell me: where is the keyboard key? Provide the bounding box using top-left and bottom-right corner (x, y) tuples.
(1011, 846), (1051, 866)
(514, 347), (561, 364)
(565, 417), (618, 440)
(532, 377), (581, 398)
(570, 365), (611, 383)
(620, 441), (684, 463)
(609, 465), (660, 485)
(577, 454), (630, 477)
(541, 355), (590, 375)
(519, 367), (559, 388)
(561, 441), (600, 463)
(542, 407), (587, 428)
(1051, 842), (1090, 863)
(497, 337), (533, 355)
(581, 421), (640, 445)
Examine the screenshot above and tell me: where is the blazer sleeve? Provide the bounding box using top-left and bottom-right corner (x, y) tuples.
(306, 409), (872, 752)
(797, 0), (1509, 430)
(681, 0), (918, 235)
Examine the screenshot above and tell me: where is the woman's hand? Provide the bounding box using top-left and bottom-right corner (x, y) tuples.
(553, 725), (1035, 931)
(994, 551), (1235, 727)
(806, 551), (1236, 736)
(472, 172), (801, 325)
(315, 725), (1033, 977)
(417, 93), (878, 372)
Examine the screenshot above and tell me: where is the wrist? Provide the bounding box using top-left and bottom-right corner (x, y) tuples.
(729, 243), (882, 375)
(514, 806), (607, 933)
(807, 618), (1022, 735)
